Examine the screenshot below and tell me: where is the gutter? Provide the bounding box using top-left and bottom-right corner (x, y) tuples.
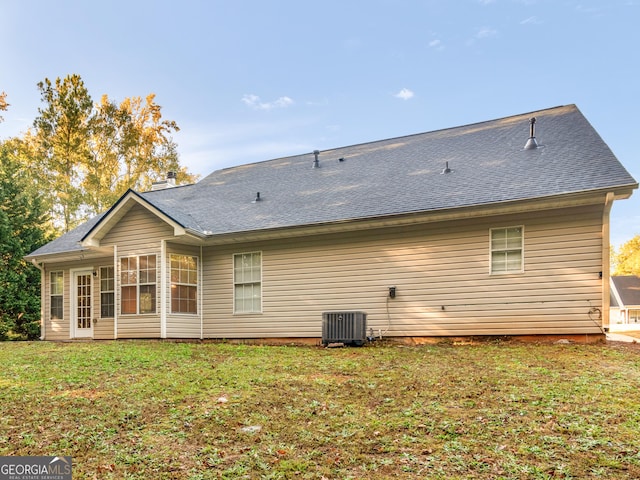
(198, 188), (634, 246)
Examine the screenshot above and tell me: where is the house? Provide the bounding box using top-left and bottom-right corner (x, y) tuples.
(26, 104), (638, 343)
(610, 276), (640, 331)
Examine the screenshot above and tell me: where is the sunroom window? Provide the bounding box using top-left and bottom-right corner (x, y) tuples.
(120, 255), (157, 314)
(171, 255), (198, 314)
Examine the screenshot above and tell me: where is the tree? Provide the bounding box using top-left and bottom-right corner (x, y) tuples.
(612, 235), (640, 276)
(0, 91), (8, 122)
(0, 145), (50, 340)
(33, 74), (93, 232)
(84, 93), (197, 216)
(30, 74), (198, 231)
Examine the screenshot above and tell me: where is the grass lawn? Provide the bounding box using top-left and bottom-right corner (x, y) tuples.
(1, 340), (640, 479)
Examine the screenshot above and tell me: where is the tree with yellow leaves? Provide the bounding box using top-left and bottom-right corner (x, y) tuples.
(22, 74), (198, 232)
(612, 235), (640, 276)
(0, 91), (8, 122)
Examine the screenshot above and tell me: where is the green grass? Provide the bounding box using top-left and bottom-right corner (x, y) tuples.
(1, 340), (640, 479)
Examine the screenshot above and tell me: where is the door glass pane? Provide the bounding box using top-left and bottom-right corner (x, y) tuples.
(76, 274), (91, 329)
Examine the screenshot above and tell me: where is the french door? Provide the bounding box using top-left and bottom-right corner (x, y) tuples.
(72, 270), (93, 338)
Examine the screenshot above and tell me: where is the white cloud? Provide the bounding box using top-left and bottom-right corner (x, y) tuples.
(477, 0), (496, 4)
(428, 39), (443, 50)
(242, 94), (294, 111)
(476, 27), (498, 39)
(394, 88), (415, 100)
(520, 16), (542, 25)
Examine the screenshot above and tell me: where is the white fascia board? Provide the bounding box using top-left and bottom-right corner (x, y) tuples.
(80, 191), (191, 248)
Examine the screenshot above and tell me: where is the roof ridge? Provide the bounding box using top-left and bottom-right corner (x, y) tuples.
(208, 104), (574, 175)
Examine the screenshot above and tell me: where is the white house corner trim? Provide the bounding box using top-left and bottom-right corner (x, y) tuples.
(200, 245), (204, 340)
(602, 192), (615, 329)
(160, 240), (167, 339)
(39, 263), (45, 340)
(113, 245), (118, 339)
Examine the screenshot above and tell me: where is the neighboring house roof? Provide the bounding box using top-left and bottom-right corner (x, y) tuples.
(27, 104), (638, 259)
(611, 276), (640, 307)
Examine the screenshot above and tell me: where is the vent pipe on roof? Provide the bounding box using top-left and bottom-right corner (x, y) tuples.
(252, 192), (261, 203)
(524, 117), (539, 150)
(441, 161), (452, 174)
(312, 150), (320, 168)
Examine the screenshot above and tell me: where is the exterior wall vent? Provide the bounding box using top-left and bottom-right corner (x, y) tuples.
(322, 311), (367, 346)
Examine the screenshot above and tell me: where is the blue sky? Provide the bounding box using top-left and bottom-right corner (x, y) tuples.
(1, 0), (638, 246)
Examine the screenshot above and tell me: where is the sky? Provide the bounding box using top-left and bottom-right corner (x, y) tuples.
(0, 0), (638, 247)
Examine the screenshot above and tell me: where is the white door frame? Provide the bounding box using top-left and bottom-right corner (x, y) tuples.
(71, 268), (94, 339)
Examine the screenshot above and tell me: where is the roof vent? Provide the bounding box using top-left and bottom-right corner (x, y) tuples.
(252, 192), (261, 203)
(441, 161), (452, 174)
(524, 117), (539, 150)
(312, 150), (320, 168)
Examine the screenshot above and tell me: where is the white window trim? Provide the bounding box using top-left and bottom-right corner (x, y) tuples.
(489, 225), (524, 275)
(119, 254), (158, 315)
(170, 253), (199, 316)
(233, 251), (263, 314)
(50, 271), (64, 321)
(99, 266), (115, 318)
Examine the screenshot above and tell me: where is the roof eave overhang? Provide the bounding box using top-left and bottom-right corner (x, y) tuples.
(200, 186), (637, 246)
(25, 245), (114, 265)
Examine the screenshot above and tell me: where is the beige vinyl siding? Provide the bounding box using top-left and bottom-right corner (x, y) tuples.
(202, 204), (605, 338)
(165, 244), (201, 338)
(94, 264), (115, 340)
(42, 257), (114, 340)
(102, 204), (173, 338)
(43, 269), (70, 340)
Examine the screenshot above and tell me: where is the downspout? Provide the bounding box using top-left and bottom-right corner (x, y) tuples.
(200, 245), (203, 340)
(30, 259), (45, 340)
(601, 192), (615, 332)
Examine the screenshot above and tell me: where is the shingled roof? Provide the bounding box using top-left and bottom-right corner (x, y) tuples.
(611, 276), (640, 307)
(28, 104), (638, 258)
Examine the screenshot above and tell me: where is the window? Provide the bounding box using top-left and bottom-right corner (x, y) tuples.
(120, 255), (157, 314)
(50, 271), (64, 320)
(234, 252), (262, 313)
(100, 266), (115, 318)
(171, 255), (198, 314)
(490, 226), (524, 274)
(630, 310), (640, 324)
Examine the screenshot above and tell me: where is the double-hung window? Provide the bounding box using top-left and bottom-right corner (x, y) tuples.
(490, 226), (524, 274)
(233, 252), (262, 313)
(100, 266), (115, 318)
(50, 271), (64, 320)
(121, 255), (157, 314)
(171, 255), (198, 314)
